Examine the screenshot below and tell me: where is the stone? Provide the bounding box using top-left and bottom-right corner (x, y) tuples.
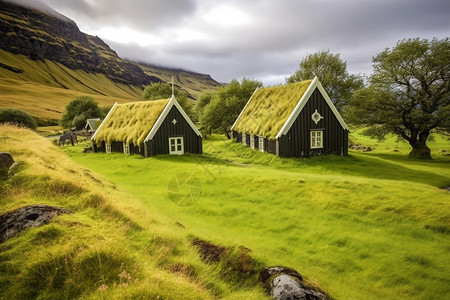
(259, 266), (303, 284)
(0, 152), (15, 170)
(260, 266), (330, 300)
(363, 146), (372, 152)
(0, 205), (72, 243)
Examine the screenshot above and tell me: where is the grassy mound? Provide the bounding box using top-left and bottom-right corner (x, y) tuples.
(0, 124), (269, 299)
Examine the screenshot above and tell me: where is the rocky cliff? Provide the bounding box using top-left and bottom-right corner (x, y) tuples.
(0, 0), (159, 86)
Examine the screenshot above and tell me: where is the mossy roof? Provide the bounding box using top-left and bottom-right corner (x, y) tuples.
(232, 80), (313, 139)
(93, 99), (170, 146)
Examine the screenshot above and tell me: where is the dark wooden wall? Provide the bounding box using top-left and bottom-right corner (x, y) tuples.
(267, 139), (276, 155)
(233, 131), (242, 142)
(93, 140), (142, 155)
(278, 88), (348, 157)
(145, 106), (202, 157)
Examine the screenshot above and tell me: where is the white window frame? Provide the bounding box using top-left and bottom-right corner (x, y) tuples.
(105, 143), (111, 154)
(250, 135), (255, 149)
(169, 137), (184, 155)
(123, 143), (130, 155)
(242, 134), (247, 146)
(258, 136), (265, 152)
(310, 130), (323, 149)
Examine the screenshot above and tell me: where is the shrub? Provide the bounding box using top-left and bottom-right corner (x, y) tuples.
(0, 108), (37, 129)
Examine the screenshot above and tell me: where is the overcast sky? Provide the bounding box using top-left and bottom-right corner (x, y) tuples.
(12, 0), (450, 85)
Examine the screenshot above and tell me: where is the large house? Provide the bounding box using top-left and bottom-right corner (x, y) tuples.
(231, 77), (348, 157)
(91, 96), (202, 157)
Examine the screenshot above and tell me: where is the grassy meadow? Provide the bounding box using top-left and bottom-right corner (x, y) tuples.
(0, 124), (269, 299)
(60, 131), (450, 300)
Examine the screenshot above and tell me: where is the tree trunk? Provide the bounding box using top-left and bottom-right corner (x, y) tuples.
(407, 129), (432, 159)
(409, 139), (431, 159)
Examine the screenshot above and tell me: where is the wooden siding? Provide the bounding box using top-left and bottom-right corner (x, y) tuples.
(145, 106), (202, 157)
(233, 131), (242, 142)
(267, 139), (277, 155)
(93, 140), (143, 155)
(278, 88), (348, 157)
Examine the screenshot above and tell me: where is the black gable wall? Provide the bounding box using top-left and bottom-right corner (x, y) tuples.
(278, 88), (348, 157)
(146, 106), (202, 156)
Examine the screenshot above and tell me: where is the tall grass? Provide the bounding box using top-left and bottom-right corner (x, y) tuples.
(0, 124), (268, 299)
(64, 132), (450, 300)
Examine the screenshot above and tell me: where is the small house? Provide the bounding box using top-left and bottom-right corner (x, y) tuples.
(231, 77), (348, 157)
(91, 96), (202, 157)
(85, 118), (101, 132)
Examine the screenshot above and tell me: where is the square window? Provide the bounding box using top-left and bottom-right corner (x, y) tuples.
(169, 137), (184, 155)
(310, 131), (323, 149)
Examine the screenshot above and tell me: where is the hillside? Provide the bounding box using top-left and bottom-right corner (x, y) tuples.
(0, 0), (157, 86)
(0, 0), (221, 124)
(138, 62), (222, 100)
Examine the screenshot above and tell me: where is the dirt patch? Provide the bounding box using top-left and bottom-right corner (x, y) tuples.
(191, 237), (229, 262)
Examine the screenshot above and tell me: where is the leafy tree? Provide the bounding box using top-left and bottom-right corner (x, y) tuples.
(196, 92), (213, 117)
(287, 50), (364, 110)
(142, 82), (195, 121)
(200, 78), (263, 138)
(0, 108), (37, 129)
(345, 38), (450, 159)
(60, 96), (103, 130)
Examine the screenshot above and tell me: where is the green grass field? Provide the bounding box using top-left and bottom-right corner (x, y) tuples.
(62, 132), (450, 300)
(0, 124), (269, 299)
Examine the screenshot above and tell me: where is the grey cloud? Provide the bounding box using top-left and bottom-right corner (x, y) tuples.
(39, 0), (198, 32)
(29, 0), (450, 85)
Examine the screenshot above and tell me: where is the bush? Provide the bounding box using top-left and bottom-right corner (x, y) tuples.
(59, 96), (103, 130)
(0, 108), (37, 129)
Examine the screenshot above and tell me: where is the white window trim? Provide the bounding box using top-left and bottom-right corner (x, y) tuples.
(106, 143), (111, 154)
(123, 143), (130, 155)
(258, 136), (265, 152)
(169, 137), (184, 155)
(250, 135), (255, 149)
(310, 130), (323, 149)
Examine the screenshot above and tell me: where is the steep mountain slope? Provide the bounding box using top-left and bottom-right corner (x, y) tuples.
(0, 0), (221, 123)
(0, 0), (157, 86)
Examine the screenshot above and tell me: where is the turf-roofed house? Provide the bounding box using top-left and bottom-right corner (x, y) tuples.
(231, 77), (349, 157)
(91, 96), (202, 157)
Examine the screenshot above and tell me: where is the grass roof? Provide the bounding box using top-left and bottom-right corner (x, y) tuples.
(232, 80), (313, 139)
(93, 99), (170, 146)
